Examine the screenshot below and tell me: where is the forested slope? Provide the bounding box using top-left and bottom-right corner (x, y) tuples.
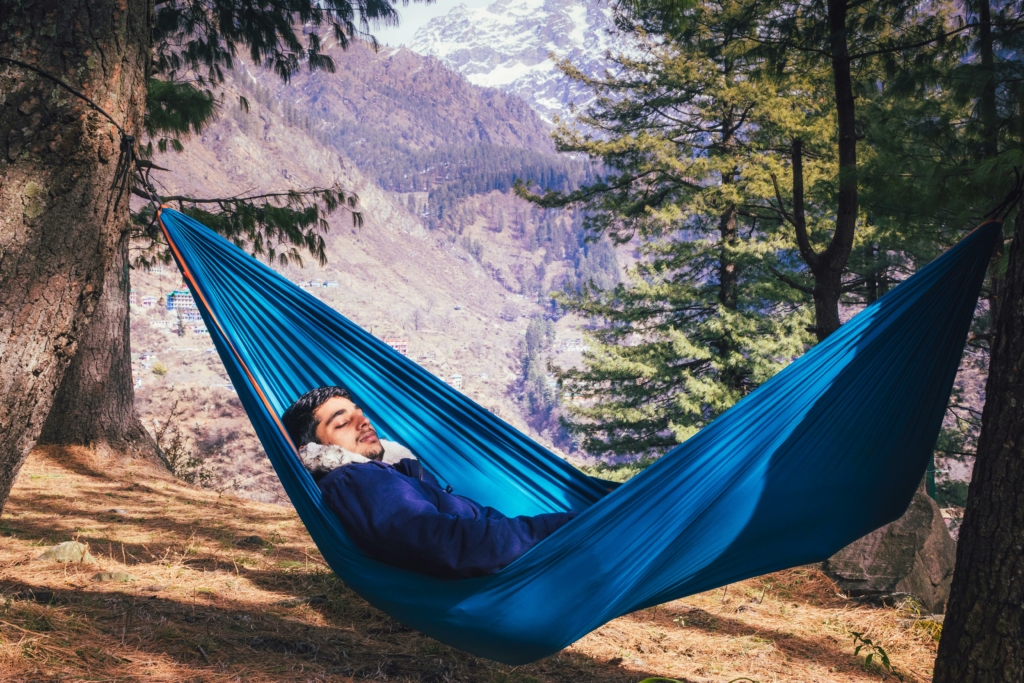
(245, 40), (593, 224)
(132, 41), (618, 503)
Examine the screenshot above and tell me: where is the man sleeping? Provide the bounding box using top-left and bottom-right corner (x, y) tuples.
(282, 386), (577, 579)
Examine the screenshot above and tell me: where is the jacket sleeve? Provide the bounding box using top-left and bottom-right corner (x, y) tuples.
(319, 464), (576, 579)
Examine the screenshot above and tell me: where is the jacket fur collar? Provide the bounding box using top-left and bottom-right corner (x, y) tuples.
(297, 439), (415, 479)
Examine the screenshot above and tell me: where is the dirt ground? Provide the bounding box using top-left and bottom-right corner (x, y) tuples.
(1, 447), (942, 682)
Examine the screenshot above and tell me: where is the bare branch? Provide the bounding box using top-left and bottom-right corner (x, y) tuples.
(769, 173), (796, 226)
(788, 139), (819, 270)
(157, 187), (341, 204)
(765, 264), (814, 294)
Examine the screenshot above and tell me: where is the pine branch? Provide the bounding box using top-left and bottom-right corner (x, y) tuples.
(765, 265), (814, 294)
(849, 19), (1022, 60)
(769, 173), (797, 227)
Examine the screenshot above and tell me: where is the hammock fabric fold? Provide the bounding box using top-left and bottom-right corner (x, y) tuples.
(158, 207), (998, 664)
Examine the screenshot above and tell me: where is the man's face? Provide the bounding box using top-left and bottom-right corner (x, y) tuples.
(313, 396), (384, 460)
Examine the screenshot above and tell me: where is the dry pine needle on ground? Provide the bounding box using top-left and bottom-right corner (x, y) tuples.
(0, 446), (940, 682)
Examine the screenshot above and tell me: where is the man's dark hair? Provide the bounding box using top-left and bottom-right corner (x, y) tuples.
(282, 386), (353, 449)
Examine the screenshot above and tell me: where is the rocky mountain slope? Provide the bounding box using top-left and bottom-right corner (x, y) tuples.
(131, 41), (616, 504)
(410, 0), (625, 121)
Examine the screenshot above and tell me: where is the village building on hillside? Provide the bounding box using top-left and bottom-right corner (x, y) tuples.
(166, 289), (198, 312)
(558, 337), (587, 352)
(382, 338), (408, 356)
(450, 374), (463, 390)
(141, 295), (158, 308)
(129, 289), (137, 307)
(166, 289), (203, 322)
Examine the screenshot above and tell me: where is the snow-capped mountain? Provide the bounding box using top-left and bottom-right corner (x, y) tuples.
(409, 0), (622, 122)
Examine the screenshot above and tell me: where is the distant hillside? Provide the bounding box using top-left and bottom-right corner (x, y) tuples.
(136, 48), (619, 503)
(224, 39), (615, 305)
(245, 40), (592, 211)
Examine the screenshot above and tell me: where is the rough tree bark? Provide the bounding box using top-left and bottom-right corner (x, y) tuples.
(933, 206), (1024, 682)
(38, 231), (160, 461)
(0, 0), (151, 513)
(976, 0), (1006, 328)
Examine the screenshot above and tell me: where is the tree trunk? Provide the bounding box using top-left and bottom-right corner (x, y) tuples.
(715, 104), (742, 390)
(933, 207), (1024, 683)
(717, 103), (739, 313)
(0, 0), (150, 513)
(38, 231), (160, 461)
(718, 202), (739, 311)
(812, 267), (844, 340)
(977, 0), (1006, 332)
(814, 0), (858, 340)
(976, 0), (998, 160)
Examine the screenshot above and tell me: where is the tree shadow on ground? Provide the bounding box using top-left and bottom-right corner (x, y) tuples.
(4, 447), (908, 683)
(3, 483), (876, 683)
(2, 449), (673, 682)
(0, 575), (670, 683)
(641, 599), (880, 679)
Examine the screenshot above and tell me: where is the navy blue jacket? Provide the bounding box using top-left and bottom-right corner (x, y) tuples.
(318, 458), (576, 579)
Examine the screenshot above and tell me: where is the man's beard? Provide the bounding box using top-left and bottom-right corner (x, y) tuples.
(364, 441), (385, 461)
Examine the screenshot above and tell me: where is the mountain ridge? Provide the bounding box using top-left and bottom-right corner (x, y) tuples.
(409, 0), (625, 121)
(132, 41), (617, 504)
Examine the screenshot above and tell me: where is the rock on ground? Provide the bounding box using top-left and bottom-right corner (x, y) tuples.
(822, 488), (956, 613)
(92, 571), (136, 582)
(37, 541), (97, 564)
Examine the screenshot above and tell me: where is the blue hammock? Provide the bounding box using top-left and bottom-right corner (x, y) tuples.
(158, 207), (997, 664)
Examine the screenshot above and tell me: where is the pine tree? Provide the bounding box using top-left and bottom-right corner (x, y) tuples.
(927, 2), (1024, 679)
(521, 2), (817, 457)
(857, 0), (1023, 323)
(735, 0), (963, 339)
(0, 0), (152, 509)
(0, 0), (407, 512)
(525, 0), (970, 458)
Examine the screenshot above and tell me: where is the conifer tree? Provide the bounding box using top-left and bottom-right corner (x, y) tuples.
(0, 0), (410, 512)
(521, 2), (817, 457)
(925, 2), (1024, 679)
(738, 0), (962, 338)
(524, 0), (968, 457)
(37, 9), (369, 464)
(857, 0), (1023, 317)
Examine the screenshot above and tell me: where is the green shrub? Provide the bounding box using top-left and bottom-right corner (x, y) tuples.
(577, 457), (659, 483)
(936, 480), (969, 508)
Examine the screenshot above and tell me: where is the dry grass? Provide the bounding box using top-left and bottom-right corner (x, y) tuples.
(0, 447), (941, 682)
